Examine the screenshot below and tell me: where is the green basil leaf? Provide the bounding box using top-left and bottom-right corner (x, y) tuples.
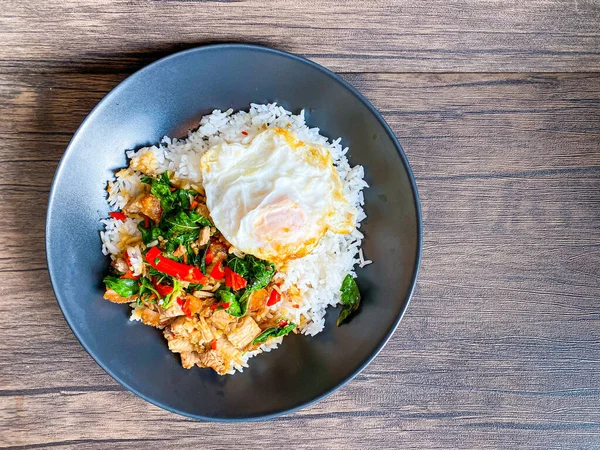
(199, 243), (210, 275)
(162, 278), (181, 309)
(104, 276), (139, 298)
(252, 322), (296, 345)
(215, 289), (243, 316)
(227, 256), (250, 278)
(246, 255), (275, 291)
(336, 274), (361, 326)
(138, 222), (163, 245)
(176, 189), (191, 210)
(138, 276), (159, 304)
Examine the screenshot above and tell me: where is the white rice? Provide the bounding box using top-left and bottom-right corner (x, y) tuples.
(101, 103), (370, 358)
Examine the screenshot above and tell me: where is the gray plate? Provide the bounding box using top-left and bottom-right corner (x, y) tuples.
(46, 44), (422, 421)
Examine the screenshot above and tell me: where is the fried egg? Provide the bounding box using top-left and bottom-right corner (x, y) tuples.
(200, 128), (356, 263)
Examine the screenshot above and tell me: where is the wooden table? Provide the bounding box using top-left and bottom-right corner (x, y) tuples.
(1, 1), (599, 448)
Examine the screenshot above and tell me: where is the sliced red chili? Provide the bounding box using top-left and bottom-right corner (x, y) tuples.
(190, 200), (198, 210)
(123, 251), (132, 267)
(234, 272), (247, 290)
(278, 320), (288, 328)
(241, 131), (248, 136)
(109, 211), (127, 221)
(224, 267), (247, 291)
(176, 297), (185, 307)
(210, 261), (225, 280)
(205, 248), (214, 265)
(267, 289), (281, 306)
(224, 267), (233, 288)
(144, 216), (150, 228)
(210, 339), (217, 350)
(152, 278), (173, 297)
(181, 297), (192, 318)
(145, 247), (207, 284)
(120, 270), (139, 280)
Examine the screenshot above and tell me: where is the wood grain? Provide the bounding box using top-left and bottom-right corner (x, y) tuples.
(1, 70), (599, 448)
(1, 0), (600, 74)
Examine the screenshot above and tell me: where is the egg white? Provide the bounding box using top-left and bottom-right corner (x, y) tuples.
(200, 128), (356, 263)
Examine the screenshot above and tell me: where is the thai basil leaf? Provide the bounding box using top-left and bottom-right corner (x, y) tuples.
(137, 222), (163, 245)
(104, 276), (139, 298)
(145, 172), (176, 212)
(176, 188), (191, 210)
(225, 255), (276, 315)
(252, 322), (296, 344)
(245, 255), (275, 291)
(138, 276), (159, 304)
(215, 289), (243, 316)
(226, 256), (250, 278)
(186, 283), (204, 293)
(199, 243), (210, 275)
(336, 274), (361, 326)
(162, 278), (181, 309)
(226, 299), (243, 316)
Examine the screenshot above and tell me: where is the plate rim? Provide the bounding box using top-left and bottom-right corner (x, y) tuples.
(45, 43), (423, 421)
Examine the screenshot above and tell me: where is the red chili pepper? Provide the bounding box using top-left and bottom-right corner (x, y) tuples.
(176, 297), (185, 307)
(181, 297), (192, 318)
(152, 278), (174, 297)
(144, 216), (150, 228)
(224, 266), (233, 288)
(241, 131), (248, 136)
(145, 247), (207, 284)
(190, 200), (198, 210)
(123, 252), (132, 267)
(293, 304), (300, 309)
(267, 289), (281, 306)
(221, 302), (230, 309)
(109, 211), (127, 221)
(210, 339), (217, 350)
(211, 303), (218, 310)
(205, 248), (214, 265)
(235, 272), (247, 290)
(224, 267), (247, 290)
(120, 270), (139, 280)
(278, 320), (288, 328)
(210, 261), (225, 280)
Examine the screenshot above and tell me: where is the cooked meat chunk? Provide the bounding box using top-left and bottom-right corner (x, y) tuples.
(180, 351), (201, 369)
(139, 194), (163, 223)
(124, 193), (162, 223)
(208, 241), (228, 263)
(172, 244), (186, 258)
(195, 202), (210, 220)
(247, 289), (268, 312)
(123, 195), (142, 215)
(190, 316), (215, 345)
(226, 316), (261, 348)
(111, 257), (129, 274)
(160, 301), (185, 320)
(170, 316), (195, 336)
(216, 336), (241, 362)
(210, 309), (235, 331)
(197, 226), (211, 246)
(182, 294), (204, 316)
(197, 350), (227, 375)
(170, 316), (215, 346)
(103, 288), (132, 304)
(166, 335), (194, 353)
(141, 308), (161, 327)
